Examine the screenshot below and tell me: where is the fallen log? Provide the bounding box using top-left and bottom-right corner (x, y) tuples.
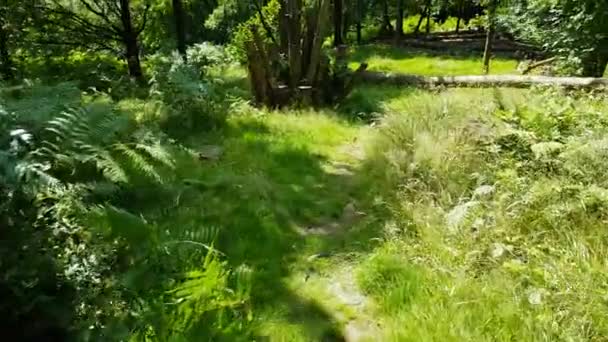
(361, 72), (608, 88)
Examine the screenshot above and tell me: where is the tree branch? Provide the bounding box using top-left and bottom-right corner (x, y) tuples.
(46, 5), (121, 39)
(106, 0), (123, 18)
(35, 38), (120, 54)
(252, 1), (278, 46)
(521, 56), (558, 74)
(136, 2), (151, 35)
(77, 0), (123, 34)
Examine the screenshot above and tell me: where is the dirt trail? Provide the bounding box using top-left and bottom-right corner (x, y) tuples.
(326, 265), (379, 342)
(296, 135), (381, 341)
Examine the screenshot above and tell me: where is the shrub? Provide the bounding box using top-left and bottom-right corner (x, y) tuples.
(21, 51), (128, 93)
(148, 53), (228, 136)
(0, 83), (248, 339)
(187, 42), (232, 76)
(358, 87), (608, 340)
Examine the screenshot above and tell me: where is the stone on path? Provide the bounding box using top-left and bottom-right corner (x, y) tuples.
(197, 145), (223, 161)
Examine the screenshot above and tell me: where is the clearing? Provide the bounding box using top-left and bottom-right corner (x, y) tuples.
(157, 77), (608, 340)
(147, 46), (608, 340)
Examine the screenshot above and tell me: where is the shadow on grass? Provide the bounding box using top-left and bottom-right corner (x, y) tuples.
(120, 60), (408, 338)
(156, 117), (380, 340)
(336, 84), (417, 122)
(350, 43), (516, 63)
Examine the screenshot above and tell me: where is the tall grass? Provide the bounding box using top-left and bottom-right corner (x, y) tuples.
(357, 87), (608, 341)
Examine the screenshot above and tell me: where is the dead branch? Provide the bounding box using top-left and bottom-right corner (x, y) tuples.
(521, 57), (558, 75)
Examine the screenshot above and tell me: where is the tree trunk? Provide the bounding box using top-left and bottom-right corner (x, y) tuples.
(287, 0), (302, 89)
(456, 0), (463, 33)
(582, 51), (608, 78)
(379, 0), (393, 36)
(305, 0), (331, 84)
(425, 6), (431, 34)
(342, 2), (349, 43)
(334, 0), (343, 46)
(396, 0), (404, 37)
(482, 0), (496, 75)
(356, 0), (362, 45)
(414, 6), (427, 34)
(172, 0), (187, 60)
(279, 0), (289, 52)
(521, 57), (558, 75)
(245, 0), (355, 107)
(0, 19), (14, 81)
(119, 0), (143, 80)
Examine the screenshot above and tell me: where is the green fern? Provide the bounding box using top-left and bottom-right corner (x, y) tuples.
(165, 251), (251, 337)
(27, 104), (176, 186)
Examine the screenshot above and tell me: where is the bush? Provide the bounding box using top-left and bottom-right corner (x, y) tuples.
(1, 83), (249, 339)
(358, 87), (608, 340)
(187, 42), (232, 76)
(227, 0), (281, 63)
(148, 53), (228, 136)
(21, 51), (128, 93)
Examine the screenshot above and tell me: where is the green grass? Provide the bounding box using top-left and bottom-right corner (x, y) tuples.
(144, 106), (369, 340)
(141, 83), (608, 341)
(349, 44), (519, 75)
(13, 49), (606, 340)
(351, 86), (608, 341)
(131, 79), (608, 340)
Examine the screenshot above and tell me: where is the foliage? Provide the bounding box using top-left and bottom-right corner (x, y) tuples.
(0, 82), (247, 339)
(148, 52), (228, 135)
(356, 86), (608, 340)
(21, 52), (128, 93)
(186, 42), (233, 75)
(142, 0), (226, 51)
(349, 44), (518, 76)
(206, 0), (256, 44)
(503, 0), (608, 76)
(227, 0), (281, 63)
(4, 0), (608, 340)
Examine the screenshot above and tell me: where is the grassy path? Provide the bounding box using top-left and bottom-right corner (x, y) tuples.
(160, 79), (608, 340)
(162, 105), (383, 340)
(280, 135), (381, 342)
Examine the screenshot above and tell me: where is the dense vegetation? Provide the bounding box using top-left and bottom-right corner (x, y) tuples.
(1, 0), (607, 341)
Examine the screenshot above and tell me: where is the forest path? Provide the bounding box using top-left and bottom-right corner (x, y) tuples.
(287, 134), (382, 342)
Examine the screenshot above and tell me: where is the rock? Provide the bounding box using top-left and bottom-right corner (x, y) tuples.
(307, 252), (332, 262)
(446, 201), (479, 231)
(473, 185), (495, 198)
(344, 320), (378, 342)
(328, 281), (366, 306)
(198, 145), (223, 161)
(528, 289), (544, 305)
(342, 203), (357, 221)
(342, 202), (366, 223)
(490, 243), (505, 259)
(531, 141), (564, 158)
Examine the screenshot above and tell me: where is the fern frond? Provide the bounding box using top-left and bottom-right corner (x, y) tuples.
(135, 142), (175, 169)
(97, 151), (129, 184)
(14, 161), (60, 187)
(163, 224), (220, 246)
(114, 143), (164, 184)
(103, 205), (152, 243)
